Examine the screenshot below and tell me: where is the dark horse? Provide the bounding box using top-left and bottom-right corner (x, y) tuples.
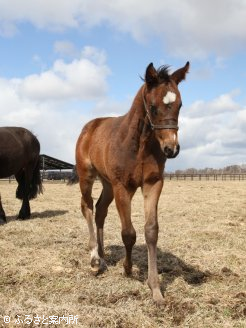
(0, 127), (43, 224)
(71, 62), (189, 304)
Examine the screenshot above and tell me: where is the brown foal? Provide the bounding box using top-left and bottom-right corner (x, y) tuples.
(74, 61), (189, 304)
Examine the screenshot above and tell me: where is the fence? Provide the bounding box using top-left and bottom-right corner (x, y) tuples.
(164, 173), (246, 181)
(1, 173), (246, 183)
(0, 171), (72, 183)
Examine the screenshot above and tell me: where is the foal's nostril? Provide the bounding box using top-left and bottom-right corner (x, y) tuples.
(164, 146), (174, 157)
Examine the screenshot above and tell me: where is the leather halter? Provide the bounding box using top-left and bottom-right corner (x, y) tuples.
(142, 89), (179, 131)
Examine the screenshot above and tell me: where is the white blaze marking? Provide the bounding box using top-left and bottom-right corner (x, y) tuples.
(163, 91), (176, 105)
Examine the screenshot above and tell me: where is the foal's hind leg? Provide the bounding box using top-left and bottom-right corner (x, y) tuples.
(78, 171), (99, 272)
(94, 179), (114, 271)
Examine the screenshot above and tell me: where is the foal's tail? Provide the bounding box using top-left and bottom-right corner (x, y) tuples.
(16, 157), (43, 200)
(67, 165), (79, 185)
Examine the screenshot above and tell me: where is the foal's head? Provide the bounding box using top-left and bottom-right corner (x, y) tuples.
(143, 62), (189, 158)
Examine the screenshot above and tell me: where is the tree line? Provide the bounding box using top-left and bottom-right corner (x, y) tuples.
(172, 164), (246, 175)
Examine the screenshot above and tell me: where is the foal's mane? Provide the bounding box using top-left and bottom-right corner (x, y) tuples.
(156, 65), (171, 83)
(142, 64), (171, 84)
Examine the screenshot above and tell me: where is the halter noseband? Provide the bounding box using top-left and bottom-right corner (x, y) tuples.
(142, 89), (179, 131)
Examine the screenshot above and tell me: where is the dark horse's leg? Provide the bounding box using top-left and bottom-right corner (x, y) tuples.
(113, 184), (136, 276)
(15, 169), (31, 220)
(95, 179), (114, 271)
(0, 194), (7, 224)
(15, 157), (42, 220)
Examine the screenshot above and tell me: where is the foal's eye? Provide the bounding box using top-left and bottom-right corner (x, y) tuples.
(150, 105), (158, 115)
(178, 102), (182, 111)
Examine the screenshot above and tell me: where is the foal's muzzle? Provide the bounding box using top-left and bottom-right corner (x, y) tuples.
(164, 144), (180, 158)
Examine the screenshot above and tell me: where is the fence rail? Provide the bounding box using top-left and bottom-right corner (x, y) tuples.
(1, 173), (246, 183)
(164, 173), (246, 181)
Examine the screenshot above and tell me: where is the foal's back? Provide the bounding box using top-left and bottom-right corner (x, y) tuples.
(76, 115), (124, 181)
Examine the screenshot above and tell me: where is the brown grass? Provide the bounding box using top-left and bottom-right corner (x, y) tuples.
(0, 179), (245, 327)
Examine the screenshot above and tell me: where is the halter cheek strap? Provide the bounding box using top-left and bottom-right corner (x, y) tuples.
(142, 88), (179, 131)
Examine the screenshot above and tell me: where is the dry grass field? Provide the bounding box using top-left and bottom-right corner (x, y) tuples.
(0, 179), (245, 327)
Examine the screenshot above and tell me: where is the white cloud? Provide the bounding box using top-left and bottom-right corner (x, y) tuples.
(93, 98), (131, 117)
(0, 77), (90, 163)
(167, 92), (246, 170)
(54, 41), (77, 58)
(0, 0), (80, 35)
(0, 46), (112, 163)
(14, 48), (110, 101)
(1, 0), (246, 58)
(82, 46), (105, 60)
(187, 91), (241, 118)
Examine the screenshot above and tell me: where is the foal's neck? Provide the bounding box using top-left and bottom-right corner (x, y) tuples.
(124, 85), (146, 129)
(118, 85), (151, 155)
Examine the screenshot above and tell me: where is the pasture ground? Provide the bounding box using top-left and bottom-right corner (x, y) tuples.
(0, 179), (245, 327)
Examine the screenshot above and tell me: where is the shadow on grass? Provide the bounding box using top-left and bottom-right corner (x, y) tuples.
(105, 244), (209, 292)
(31, 210), (68, 219)
(6, 210), (68, 223)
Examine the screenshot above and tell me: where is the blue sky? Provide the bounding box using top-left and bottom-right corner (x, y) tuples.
(0, 0), (246, 171)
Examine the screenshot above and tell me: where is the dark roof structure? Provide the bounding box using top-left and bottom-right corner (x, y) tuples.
(40, 154), (74, 171)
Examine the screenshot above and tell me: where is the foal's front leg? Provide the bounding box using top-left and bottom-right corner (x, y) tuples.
(113, 184), (136, 275)
(142, 179), (164, 305)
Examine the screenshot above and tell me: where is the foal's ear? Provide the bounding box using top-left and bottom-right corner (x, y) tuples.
(171, 61), (190, 85)
(145, 63), (158, 89)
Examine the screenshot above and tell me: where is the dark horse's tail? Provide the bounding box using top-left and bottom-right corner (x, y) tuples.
(16, 157), (43, 200)
(67, 165), (79, 185)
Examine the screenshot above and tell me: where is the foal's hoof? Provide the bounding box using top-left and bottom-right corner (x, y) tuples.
(154, 296), (165, 307)
(152, 289), (165, 306)
(90, 258), (107, 276)
(123, 262), (132, 276)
